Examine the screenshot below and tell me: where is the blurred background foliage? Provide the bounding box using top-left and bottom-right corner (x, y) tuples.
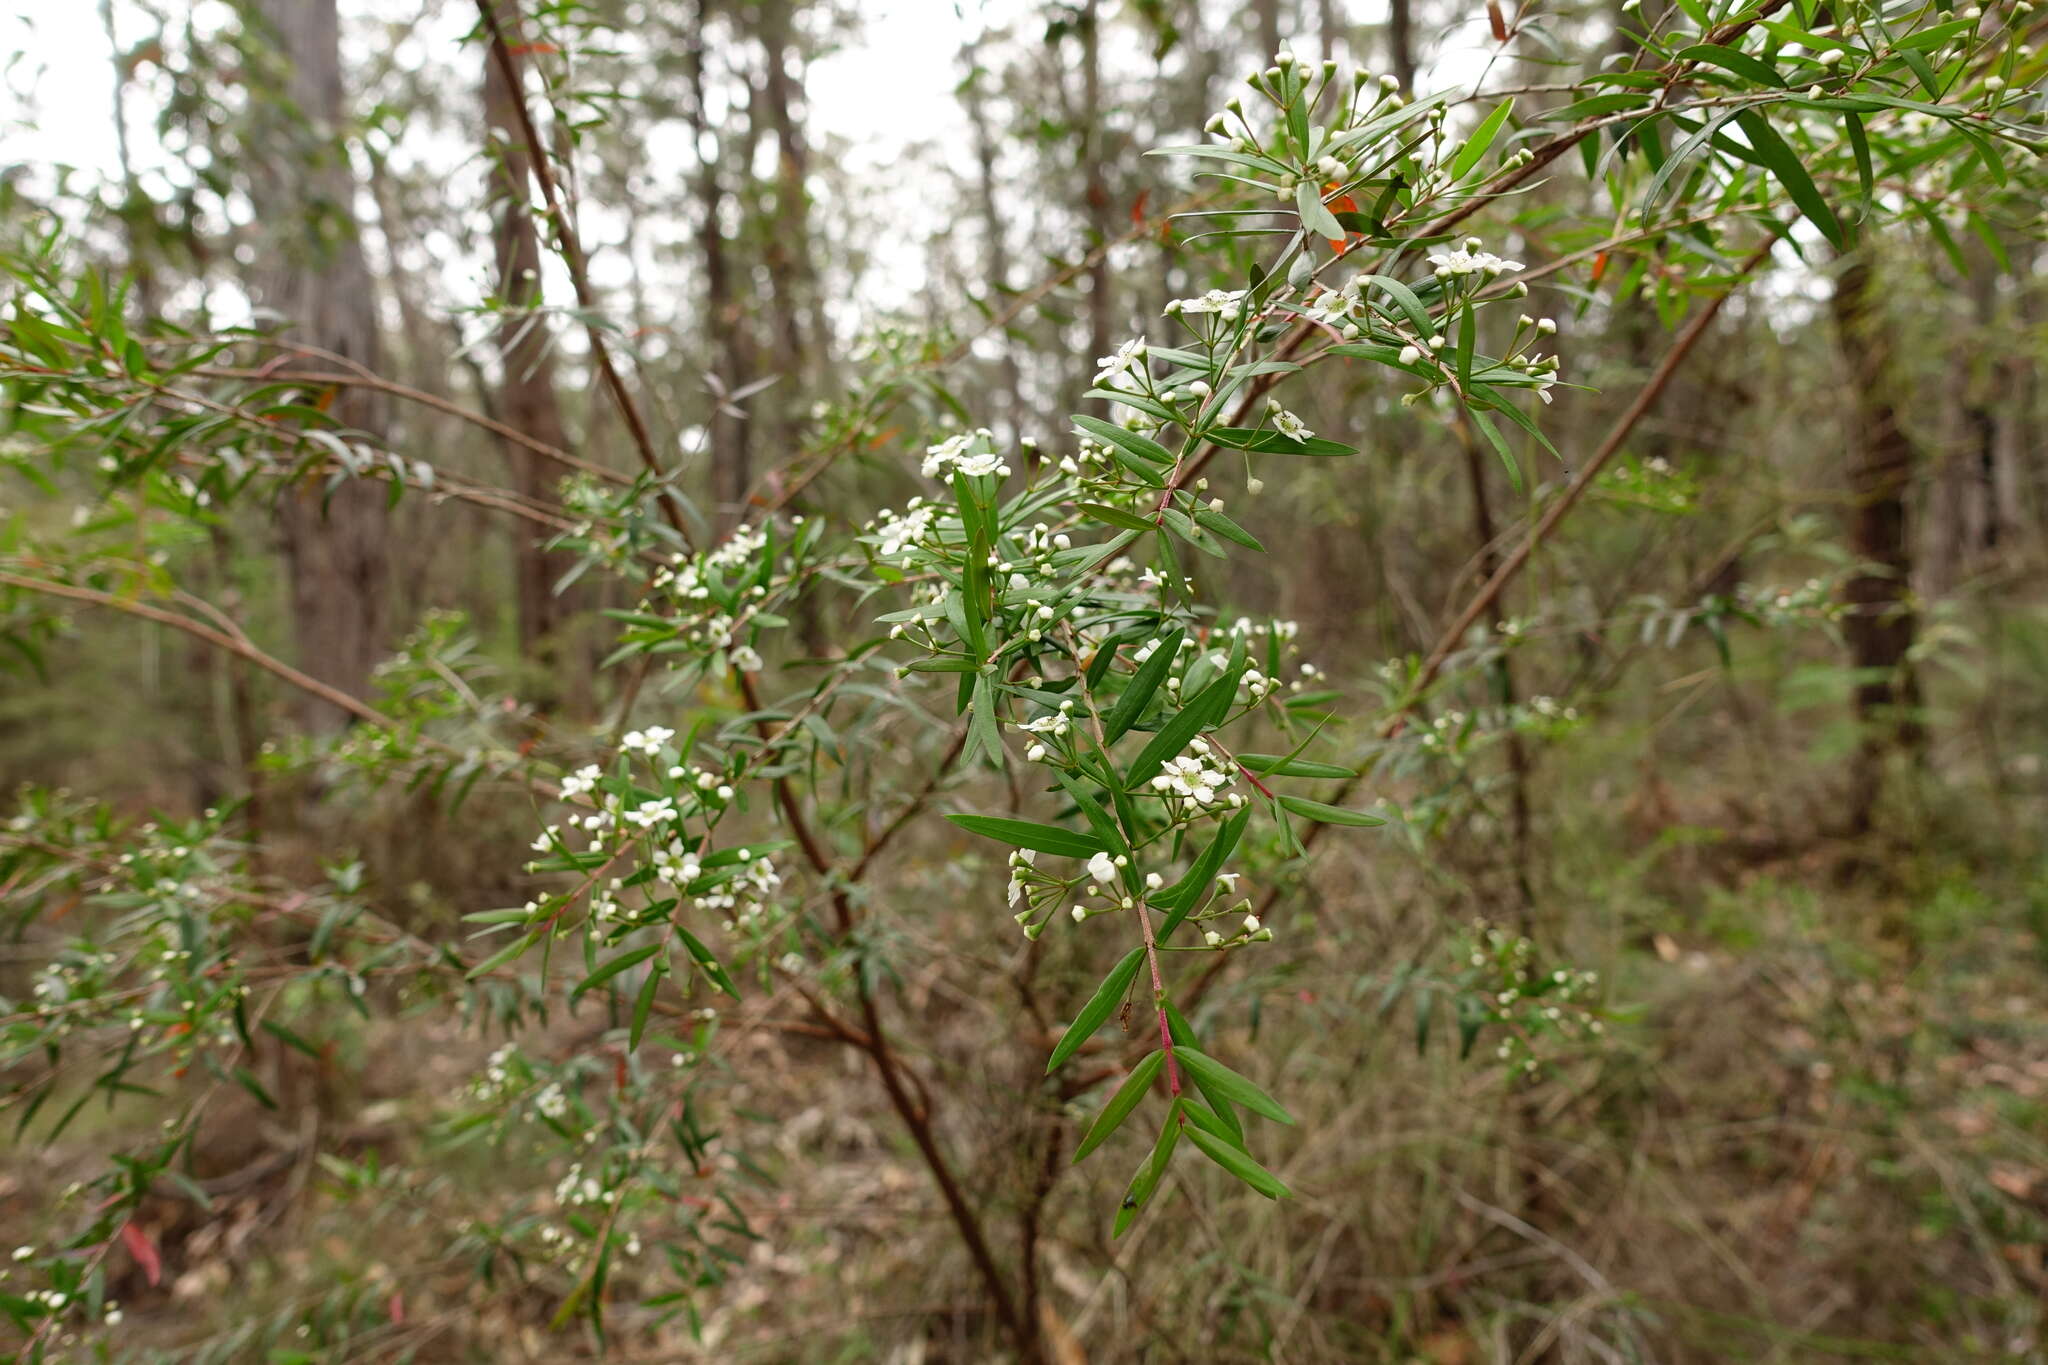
(2, 0), (2047, 1360)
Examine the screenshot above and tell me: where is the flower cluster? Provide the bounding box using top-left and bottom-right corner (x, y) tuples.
(1147, 736), (1241, 810)
(921, 429), (1012, 481)
(1456, 921), (1605, 1077)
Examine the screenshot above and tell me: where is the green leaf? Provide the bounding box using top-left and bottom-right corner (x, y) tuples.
(1201, 426), (1356, 456)
(676, 927), (739, 998)
(1845, 112), (1873, 218)
(1101, 627), (1184, 744)
(260, 1019), (322, 1061)
(1076, 502), (1158, 534)
(1052, 770), (1128, 857)
(1236, 754), (1356, 779)
(1155, 809), (1251, 939)
(1676, 43), (1785, 88)
(1898, 46), (1942, 99)
(1047, 946), (1146, 1072)
(1174, 1047), (1294, 1124)
(1353, 273), (1434, 335)
(947, 813), (1107, 859)
(1124, 652), (1242, 790)
(1180, 1098), (1249, 1151)
(1113, 1109), (1183, 1237)
(1451, 98), (1515, 180)
(1072, 413), (1174, 467)
(232, 1065), (279, 1111)
(1162, 1002), (1241, 1141)
(1469, 407), (1521, 492)
(1073, 1050), (1165, 1163)
(1193, 506), (1264, 552)
(466, 931), (539, 980)
(630, 968), (661, 1049)
(1183, 1123), (1291, 1199)
(1734, 109), (1843, 249)
(573, 943), (661, 1001)
(1295, 180), (1345, 239)
(1279, 795), (1387, 827)
(966, 672), (1003, 770)
(1640, 109), (1738, 221)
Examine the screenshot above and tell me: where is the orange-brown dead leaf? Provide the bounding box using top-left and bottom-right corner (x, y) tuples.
(121, 1220), (162, 1287)
(1323, 183), (1363, 251)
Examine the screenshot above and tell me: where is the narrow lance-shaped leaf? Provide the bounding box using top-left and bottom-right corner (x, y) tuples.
(1100, 627), (1184, 743)
(1279, 794), (1387, 827)
(1734, 108), (1844, 249)
(1113, 1104), (1184, 1238)
(1125, 644), (1244, 789)
(947, 813), (1108, 859)
(1184, 1122), (1292, 1200)
(1073, 1050), (1166, 1163)
(1450, 98), (1515, 180)
(1173, 1047), (1295, 1124)
(1047, 946), (1146, 1073)
(572, 942), (661, 1001)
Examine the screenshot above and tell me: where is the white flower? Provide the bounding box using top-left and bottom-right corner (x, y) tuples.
(729, 644), (763, 672)
(1086, 851), (1119, 885)
(1269, 406), (1313, 441)
(1164, 288), (1248, 318)
(1398, 344), (1422, 365)
(1093, 338), (1148, 386)
(621, 727), (673, 756)
(1427, 247), (1524, 278)
(1204, 930), (1224, 947)
(1242, 914), (1261, 934)
(922, 429), (1011, 481)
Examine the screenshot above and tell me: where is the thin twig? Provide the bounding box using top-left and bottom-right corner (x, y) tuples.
(474, 0), (689, 546)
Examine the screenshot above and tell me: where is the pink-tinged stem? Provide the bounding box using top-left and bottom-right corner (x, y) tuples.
(1132, 899), (1182, 1099)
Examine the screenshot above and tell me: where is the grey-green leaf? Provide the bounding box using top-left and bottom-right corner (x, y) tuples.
(1101, 628), (1184, 744)
(1073, 1050), (1165, 1163)
(1184, 1123), (1291, 1199)
(1174, 1047), (1295, 1124)
(947, 813), (1108, 859)
(1047, 946), (1146, 1073)
(1278, 795), (1387, 827)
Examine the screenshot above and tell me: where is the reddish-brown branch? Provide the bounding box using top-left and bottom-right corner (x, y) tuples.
(474, 1), (688, 547)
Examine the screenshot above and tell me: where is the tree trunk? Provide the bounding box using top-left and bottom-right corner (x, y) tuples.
(687, 0), (751, 528)
(1081, 0), (1113, 385)
(483, 7), (571, 679)
(248, 0), (391, 730)
(1256, 0), (1283, 62)
(759, 0), (817, 422)
(1830, 255), (1923, 832)
(961, 44), (1023, 446)
(1388, 0), (1417, 93)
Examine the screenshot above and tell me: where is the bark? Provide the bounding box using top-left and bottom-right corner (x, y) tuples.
(1830, 255), (1924, 831)
(759, 0), (817, 407)
(961, 44), (1023, 445)
(483, 7), (571, 675)
(686, 0), (751, 527)
(1081, 0), (1112, 384)
(1256, 0), (1283, 62)
(1459, 427), (1535, 916)
(1388, 0), (1418, 93)
(248, 0), (391, 730)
